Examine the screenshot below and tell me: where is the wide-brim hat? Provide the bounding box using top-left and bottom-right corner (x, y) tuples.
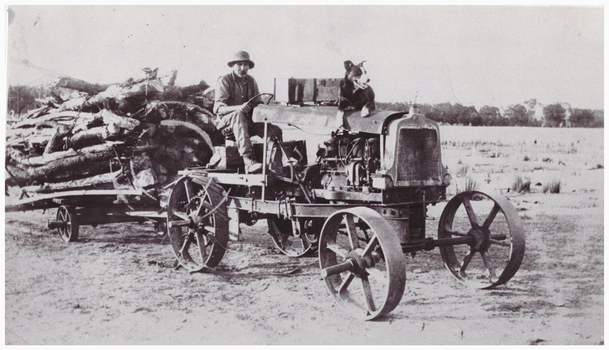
(228, 51), (255, 69)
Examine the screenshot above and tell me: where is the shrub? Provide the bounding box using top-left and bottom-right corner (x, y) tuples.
(511, 176), (531, 193)
(543, 180), (561, 194)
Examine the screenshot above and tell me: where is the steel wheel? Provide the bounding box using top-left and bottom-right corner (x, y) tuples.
(267, 217), (322, 257)
(438, 190), (525, 289)
(167, 175), (229, 272)
(319, 207), (406, 320)
(56, 205), (79, 242)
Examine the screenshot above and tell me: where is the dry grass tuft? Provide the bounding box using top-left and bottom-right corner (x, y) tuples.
(543, 179), (561, 194)
(511, 176), (531, 193)
(456, 176), (479, 193)
(456, 165), (470, 177)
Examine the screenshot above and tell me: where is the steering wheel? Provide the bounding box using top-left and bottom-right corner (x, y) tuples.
(246, 93), (275, 107)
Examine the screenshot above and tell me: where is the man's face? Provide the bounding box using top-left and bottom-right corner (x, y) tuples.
(232, 61), (250, 78)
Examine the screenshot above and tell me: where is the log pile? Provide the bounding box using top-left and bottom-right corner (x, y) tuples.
(6, 68), (221, 196)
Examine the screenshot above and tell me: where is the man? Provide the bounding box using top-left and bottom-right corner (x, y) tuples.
(214, 51), (283, 174)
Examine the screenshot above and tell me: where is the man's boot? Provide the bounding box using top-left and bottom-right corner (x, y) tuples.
(244, 156), (262, 174)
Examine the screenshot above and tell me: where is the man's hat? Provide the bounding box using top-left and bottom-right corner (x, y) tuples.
(228, 51), (255, 69)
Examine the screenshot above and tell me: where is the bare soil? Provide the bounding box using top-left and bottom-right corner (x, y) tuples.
(4, 126), (604, 345)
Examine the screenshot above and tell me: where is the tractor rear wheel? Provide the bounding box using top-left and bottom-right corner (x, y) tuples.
(167, 175), (229, 272)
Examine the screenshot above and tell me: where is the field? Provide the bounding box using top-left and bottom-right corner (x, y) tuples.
(4, 125), (604, 345)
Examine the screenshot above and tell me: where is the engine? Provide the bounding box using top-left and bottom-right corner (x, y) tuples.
(316, 130), (381, 191)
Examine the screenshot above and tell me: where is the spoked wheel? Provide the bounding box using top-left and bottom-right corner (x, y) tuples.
(438, 190), (525, 289)
(167, 175), (229, 272)
(319, 207), (406, 320)
(56, 205), (79, 242)
(267, 217), (323, 257)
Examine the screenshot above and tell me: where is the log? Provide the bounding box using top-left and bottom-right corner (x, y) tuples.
(178, 80), (210, 96)
(55, 77), (114, 95)
(13, 111), (79, 129)
(6, 158), (113, 184)
(21, 170), (124, 193)
(10, 142), (124, 167)
(44, 124), (71, 154)
(69, 125), (120, 150)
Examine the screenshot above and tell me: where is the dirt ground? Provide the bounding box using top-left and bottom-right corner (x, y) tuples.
(4, 126), (604, 345)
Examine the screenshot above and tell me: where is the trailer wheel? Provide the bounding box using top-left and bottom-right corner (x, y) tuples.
(167, 175), (229, 272)
(438, 190), (525, 289)
(56, 205), (79, 242)
(267, 217), (323, 257)
(319, 207), (406, 320)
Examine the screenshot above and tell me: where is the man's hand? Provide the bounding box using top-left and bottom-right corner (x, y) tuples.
(239, 102), (252, 115)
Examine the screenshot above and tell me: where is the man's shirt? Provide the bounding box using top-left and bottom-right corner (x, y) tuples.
(214, 72), (262, 115)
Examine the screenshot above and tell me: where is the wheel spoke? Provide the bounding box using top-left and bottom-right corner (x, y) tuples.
(483, 203), (501, 229)
(338, 273), (355, 297)
(179, 232), (193, 257)
(489, 239), (511, 247)
(459, 250), (476, 277)
(326, 244), (349, 258)
(444, 229), (468, 237)
(362, 235), (379, 256)
(360, 275), (376, 313)
(173, 211), (190, 221)
(184, 179), (193, 203)
(201, 225), (216, 234)
(481, 251), (498, 281)
(462, 196), (479, 227)
(345, 214), (359, 249)
(195, 231), (208, 264)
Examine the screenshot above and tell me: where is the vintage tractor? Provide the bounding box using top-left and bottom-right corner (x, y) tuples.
(165, 79), (525, 320)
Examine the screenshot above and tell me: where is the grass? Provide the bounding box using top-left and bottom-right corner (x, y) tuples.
(543, 179), (562, 194)
(511, 176), (531, 193)
(455, 165), (470, 177)
(456, 176), (479, 193)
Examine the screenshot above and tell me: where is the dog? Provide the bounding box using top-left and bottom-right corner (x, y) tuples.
(336, 60), (376, 128)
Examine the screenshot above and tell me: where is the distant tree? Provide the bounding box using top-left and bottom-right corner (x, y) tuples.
(591, 110), (604, 128)
(479, 105), (502, 126)
(543, 103), (566, 127)
(506, 104), (529, 126)
(569, 108), (595, 127)
(431, 102), (452, 124)
(524, 98), (537, 110)
(457, 105), (479, 126)
(376, 101), (409, 111)
(417, 103), (432, 117)
(8, 85), (39, 116)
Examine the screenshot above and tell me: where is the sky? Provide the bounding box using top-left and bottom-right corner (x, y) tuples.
(5, 5), (605, 110)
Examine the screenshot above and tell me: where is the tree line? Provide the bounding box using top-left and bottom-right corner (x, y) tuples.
(7, 84), (604, 128)
(377, 101), (604, 128)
